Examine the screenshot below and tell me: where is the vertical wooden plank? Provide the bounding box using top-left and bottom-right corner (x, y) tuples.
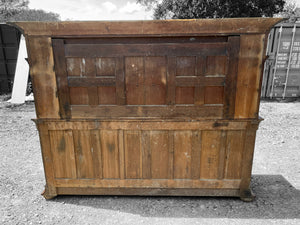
(73, 130), (94, 178)
(168, 131), (174, 179)
(141, 131), (151, 179)
(191, 130), (201, 179)
(239, 123), (258, 200)
(217, 130), (227, 179)
(85, 58), (98, 106)
(49, 130), (77, 179)
(224, 36), (240, 118)
(200, 131), (220, 179)
(240, 124), (258, 191)
(124, 131), (141, 179)
(100, 130), (120, 179)
(36, 123), (57, 196)
(235, 34), (264, 118)
(166, 56), (176, 105)
(194, 56), (205, 105)
(90, 130), (103, 179)
(118, 130), (125, 179)
(52, 39), (71, 119)
(115, 57), (126, 105)
(150, 131), (169, 179)
(225, 130), (245, 179)
(196, 56), (206, 76)
(125, 57), (144, 105)
(174, 131), (192, 179)
(144, 56), (167, 105)
(27, 37), (60, 118)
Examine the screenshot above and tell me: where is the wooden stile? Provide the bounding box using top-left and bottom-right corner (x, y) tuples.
(10, 18), (282, 201)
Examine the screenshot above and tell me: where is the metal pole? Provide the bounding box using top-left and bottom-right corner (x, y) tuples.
(270, 26), (283, 99)
(283, 24), (297, 99)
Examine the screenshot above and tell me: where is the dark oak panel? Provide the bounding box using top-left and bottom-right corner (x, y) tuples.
(65, 43), (228, 57)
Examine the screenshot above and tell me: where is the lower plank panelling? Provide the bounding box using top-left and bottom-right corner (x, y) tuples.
(36, 119), (260, 199)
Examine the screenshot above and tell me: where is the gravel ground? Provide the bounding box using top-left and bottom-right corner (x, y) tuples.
(0, 96), (299, 225)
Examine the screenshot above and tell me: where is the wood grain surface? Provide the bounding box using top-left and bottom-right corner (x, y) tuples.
(16, 18), (282, 200)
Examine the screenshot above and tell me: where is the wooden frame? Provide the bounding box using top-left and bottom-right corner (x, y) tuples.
(10, 18), (282, 201)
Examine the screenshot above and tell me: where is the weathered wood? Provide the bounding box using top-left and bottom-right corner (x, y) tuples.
(118, 130), (125, 179)
(100, 130), (120, 179)
(85, 58), (98, 106)
(217, 131), (227, 180)
(200, 131), (221, 179)
(191, 130), (202, 179)
(27, 37), (60, 118)
(176, 87), (195, 104)
(224, 131), (245, 179)
(167, 131), (174, 179)
(141, 131), (151, 179)
(55, 178), (241, 189)
(239, 124), (258, 198)
(176, 56), (196, 76)
(98, 87), (116, 105)
(57, 187), (240, 197)
(173, 131), (192, 179)
(65, 43), (227, 57)
(124, 131), (141, 179)
(166, 56), (176, 105)
(90, 130), (103, 179)
(68, 77), (116, 87)
(175, 76), (225, 87)
(52, 39), (71, 119)
(223, 36), (240, 118)
(37, 119), (256, 131)
(204, 86), (224, 104)
(49, 130), (77, 179)
(234, 34), (265, 118)
(144, 57), (167, 105)
(71, 105), (223, 118)
(15, 18), (281, 200)
(125, 57), (144, 105)
(115, 57), (126, 105)
(69, 87), (88, 105)
(150, 131), (169, 179)
(73, 130), (94, 178)
(36, 123), (57, 198)
(64, 36), (228, 45)
(12, 18), (282, 36)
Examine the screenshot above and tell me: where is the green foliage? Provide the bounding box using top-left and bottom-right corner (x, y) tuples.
(0, 0), (60, 22)
(0, 0), (29, 20)
(276, 0), (299, 18)
(138, 0), (286, 19)
(6, 9), (60, 21)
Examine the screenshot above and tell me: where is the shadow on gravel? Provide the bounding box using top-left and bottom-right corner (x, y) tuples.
(53, 174), (300, 219)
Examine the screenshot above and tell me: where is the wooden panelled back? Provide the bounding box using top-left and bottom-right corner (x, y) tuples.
(52, 36), (240, 119)
(11, 19), (283, 199)
(42, 120), (256, 183)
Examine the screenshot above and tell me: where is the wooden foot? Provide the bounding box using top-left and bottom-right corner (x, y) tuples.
(240, 189), (256, 202)
(41, 186), (57, 200)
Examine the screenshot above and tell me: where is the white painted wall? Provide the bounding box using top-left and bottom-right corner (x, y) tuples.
(11, 35), (29, 104)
